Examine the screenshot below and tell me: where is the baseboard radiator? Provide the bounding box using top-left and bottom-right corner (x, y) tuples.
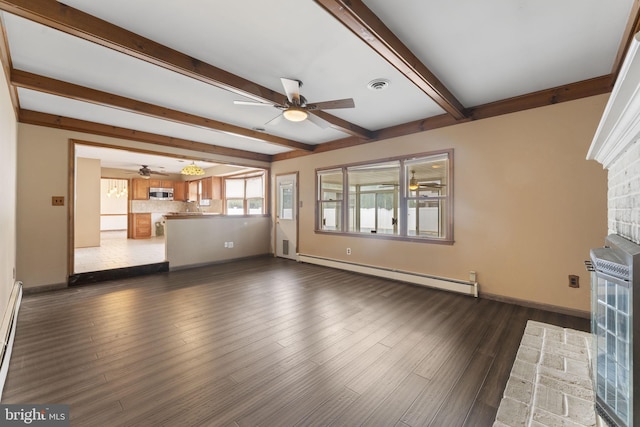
(0, 281), (22, 400)
(297, 254), (478, 297)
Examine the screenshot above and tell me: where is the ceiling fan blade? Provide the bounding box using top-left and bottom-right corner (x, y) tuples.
(150, 171), (170, 176)
(306, 113), (331, 129)
(234, 100), (275, 107)
(281, 78), (301, 104)
(308, 98), (355, 110)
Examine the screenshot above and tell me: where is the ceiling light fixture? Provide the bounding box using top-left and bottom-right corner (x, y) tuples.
(282, 107), (308, 122)
(181, 162), (205, 176)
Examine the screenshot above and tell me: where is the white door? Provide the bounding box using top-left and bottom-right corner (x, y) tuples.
(275, 173), (297, 260)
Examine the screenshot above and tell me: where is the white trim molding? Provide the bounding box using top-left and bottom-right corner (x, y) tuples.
(588, 32), (640, 168)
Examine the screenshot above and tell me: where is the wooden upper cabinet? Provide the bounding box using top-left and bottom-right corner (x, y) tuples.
(188, 180), (199, 202)
(173, 181), (187, 201)
(212, 176), (221, 199)
(201, 176), (221, 200)
(131, 178), (150, 200)
(149, 179), (174, 188)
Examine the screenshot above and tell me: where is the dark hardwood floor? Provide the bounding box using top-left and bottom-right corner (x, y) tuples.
(2, 257), (589, 426)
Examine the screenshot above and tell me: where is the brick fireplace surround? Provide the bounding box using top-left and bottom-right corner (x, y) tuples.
(588, 32), (640, 246)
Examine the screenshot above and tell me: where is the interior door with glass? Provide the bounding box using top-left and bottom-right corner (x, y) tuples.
(275, 173), (298, 260)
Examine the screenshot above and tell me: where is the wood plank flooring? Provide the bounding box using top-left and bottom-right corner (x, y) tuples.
(2, 257), (590, 426)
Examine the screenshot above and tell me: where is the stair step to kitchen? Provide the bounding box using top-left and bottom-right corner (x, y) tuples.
(68, 262), (169, 286)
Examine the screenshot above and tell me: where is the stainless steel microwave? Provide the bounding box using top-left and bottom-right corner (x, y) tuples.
(149, 187), (173, 200)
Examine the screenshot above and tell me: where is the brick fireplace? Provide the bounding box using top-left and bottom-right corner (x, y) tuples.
(588, 33), (640, 427)
(588, 33), (640, 244)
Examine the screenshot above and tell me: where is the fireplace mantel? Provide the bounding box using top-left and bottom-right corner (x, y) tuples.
(589, 32), (640, 168)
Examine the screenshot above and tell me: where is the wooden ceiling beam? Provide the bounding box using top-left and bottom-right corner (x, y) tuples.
(19, 109), (273, 162)
(11, 69), (314, 152)
(0, 14), (18, 118)
(611, 0), (640, 80)
(315, 0), (467, 120)
(0, 0), (371, 139)
(467, 75), (613, 121)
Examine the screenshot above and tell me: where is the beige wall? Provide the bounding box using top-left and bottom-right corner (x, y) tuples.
(271, 95), (610, 313)
(14, 95), (609, 312)
(16, 126), (269, 289)
(74, 157), (101, 248)
(0, 58), (18, 321)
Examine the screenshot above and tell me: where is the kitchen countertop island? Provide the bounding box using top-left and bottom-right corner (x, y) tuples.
(163, 213), (271, 269)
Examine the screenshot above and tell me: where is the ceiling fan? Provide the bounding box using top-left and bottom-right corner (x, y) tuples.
(234, 78), (355, 128)
(408, 170), (446, 190)
(130, 165), (169, 179)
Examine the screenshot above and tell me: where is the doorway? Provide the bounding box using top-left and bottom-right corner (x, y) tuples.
(275, 172), (298, 260)
(74, 178), (166, 273)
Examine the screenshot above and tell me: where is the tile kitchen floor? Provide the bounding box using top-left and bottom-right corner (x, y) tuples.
(74, 230), (165, 273)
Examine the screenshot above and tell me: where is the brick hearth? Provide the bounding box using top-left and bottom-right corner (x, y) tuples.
(493, 321), (605, 427)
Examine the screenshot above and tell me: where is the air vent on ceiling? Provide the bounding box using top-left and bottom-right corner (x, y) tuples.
(367, 79), (390, 91)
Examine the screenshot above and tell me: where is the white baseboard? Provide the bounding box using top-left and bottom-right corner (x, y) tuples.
(0, 281), (22, 401)
(297, 254), (478, 297)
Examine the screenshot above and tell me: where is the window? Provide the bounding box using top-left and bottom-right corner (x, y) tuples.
(406, 153), (450, 239)
(347, 162), (399, 235)
(318, 169), (343, 231)
(316, 150), (452, 243)
(224, 173), (266, 215)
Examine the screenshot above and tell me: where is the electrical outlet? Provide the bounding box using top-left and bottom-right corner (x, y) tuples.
(52, 196), (65, 206)
(469, 271), (477, 282)
(346, 248), (351, 255)
(569, 275), (580, 288)
(224, 242), (228, 248)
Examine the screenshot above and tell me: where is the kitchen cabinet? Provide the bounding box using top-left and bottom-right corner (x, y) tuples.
(149, 179), (174, 189)
(173, 181), (187, 201)
(188, 180), (199, 202)
(201, 176), (221, 200)
(131, 179), (150, 200)
(131, 213), (152, 239)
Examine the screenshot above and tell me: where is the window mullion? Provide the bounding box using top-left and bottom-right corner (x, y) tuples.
(399, 163), (408, 236)
(342, 167), (348, 233)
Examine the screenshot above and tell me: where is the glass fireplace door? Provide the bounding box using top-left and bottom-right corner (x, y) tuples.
(593, 271), (631, 426)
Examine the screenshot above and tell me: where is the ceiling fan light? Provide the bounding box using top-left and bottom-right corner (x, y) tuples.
(181, 162), (205, 176)
(409, 170), (419, 190)
(283, 107), (308, 122)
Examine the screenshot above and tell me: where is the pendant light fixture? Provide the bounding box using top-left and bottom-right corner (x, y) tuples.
(181, 161), (205, 176)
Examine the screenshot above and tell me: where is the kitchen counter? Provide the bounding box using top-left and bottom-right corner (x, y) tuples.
(163, 212), (220, 219)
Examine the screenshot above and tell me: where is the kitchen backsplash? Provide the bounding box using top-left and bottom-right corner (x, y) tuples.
(131, 200), (223, 214)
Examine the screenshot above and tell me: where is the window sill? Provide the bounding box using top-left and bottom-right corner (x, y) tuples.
(314, 230), (454, 245)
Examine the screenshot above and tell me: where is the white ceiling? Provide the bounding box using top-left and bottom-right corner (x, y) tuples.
(1, 0), (635, 162)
